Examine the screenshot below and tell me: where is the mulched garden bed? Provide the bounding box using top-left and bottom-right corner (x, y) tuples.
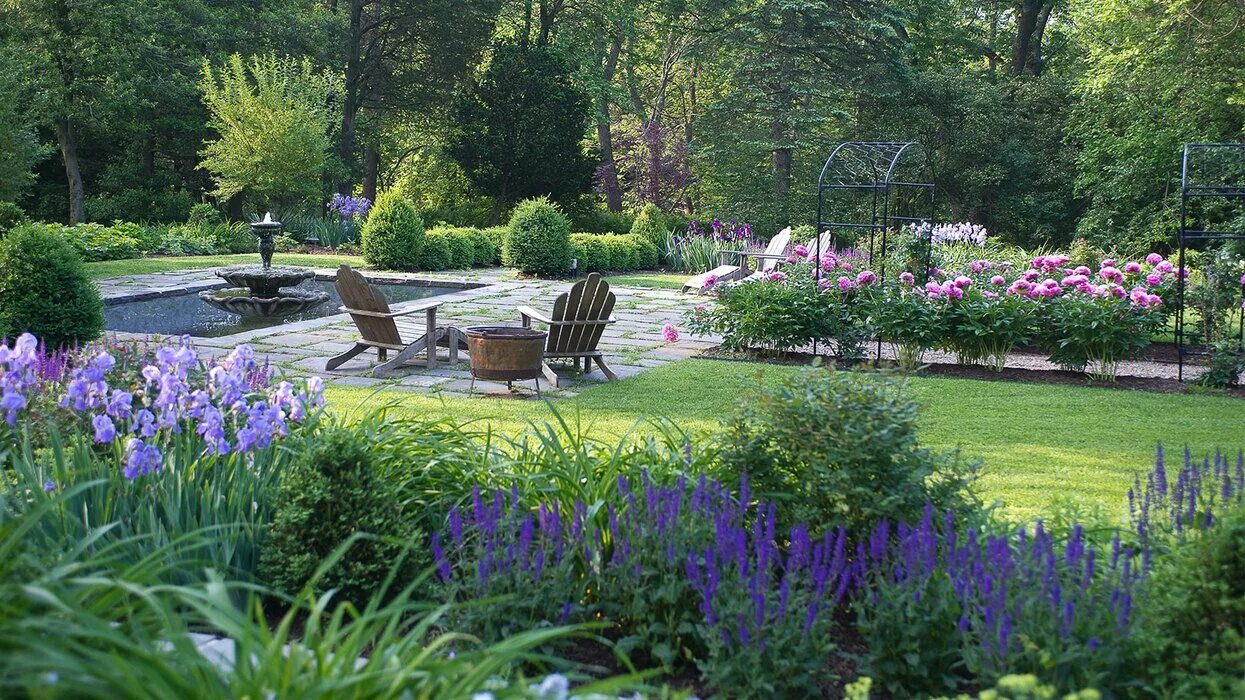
(699, 346), (1245, 399)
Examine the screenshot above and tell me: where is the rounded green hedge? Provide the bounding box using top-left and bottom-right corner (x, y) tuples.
(444, 229), (475, 268)
(469, 229), (500, 266)
(260, 427), (419, 606)
(362, 191), (425, 270)
(0, 224), (104, 348)
(419, 230), (453, 270)
(483, 226), (509, 265)
(505, 197), (572, 277)
(569, 233), (658, 272)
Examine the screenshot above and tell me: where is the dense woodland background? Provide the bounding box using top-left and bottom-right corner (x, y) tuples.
(1, 0), (1242, 252)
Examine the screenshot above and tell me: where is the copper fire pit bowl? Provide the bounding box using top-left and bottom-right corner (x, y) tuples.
(465, 326), (547, 395)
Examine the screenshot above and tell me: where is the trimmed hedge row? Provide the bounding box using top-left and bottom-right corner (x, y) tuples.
(570, 232), (659, 272)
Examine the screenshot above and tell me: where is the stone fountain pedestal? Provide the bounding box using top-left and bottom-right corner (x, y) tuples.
(198, 214), (329, 318)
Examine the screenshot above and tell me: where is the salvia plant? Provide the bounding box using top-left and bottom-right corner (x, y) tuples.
(856, 505), (1144, 695)
(1127, 444), (1245, 550)
(432, 472), (852, 697)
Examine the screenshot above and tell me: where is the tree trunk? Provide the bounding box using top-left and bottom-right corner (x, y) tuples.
(770, 9), (797, 215)
(56, 119), (85, 224)
(1011, 0), (1041, 76)
(338, 0), (365, 193)
(363, 145), (380, 201)
(596, 30), (624, 212)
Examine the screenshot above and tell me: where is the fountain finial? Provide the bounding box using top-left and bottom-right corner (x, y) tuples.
(250, 213), (282, 269)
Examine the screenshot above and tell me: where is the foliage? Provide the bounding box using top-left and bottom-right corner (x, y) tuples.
(447, 43), (594, 208)
(1197, 341), (1245, 389)
(630, 202), (674, 252)
(361, 190), (425, 270)
(199, 54), (336, 210)
(570, 233), (658, 272)
(1130, 502), (1245, 698)
(1184, 245), (1244, 346)
(0, 225), (104, 348)
(714, 368), (979, 535)
(1039, 294), (1166, 381)
(685, 255), (872, 358)
(0, 202), (27, 234)
(601, 119), (693, 211)
(941, 289), (1034, 372)
(1, 336), (321, 576)
(869, 281), (947, 371)
(857, 510), (1139, 696)
(505, 197), (572, 276)
(418, 229), (453, 271)
(662, 218), (754, 274)
(444, 228), (475, 268)
(261, 425), (420, 605)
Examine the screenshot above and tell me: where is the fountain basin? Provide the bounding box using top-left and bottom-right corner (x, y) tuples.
(214, 265), (316, 299)
(198, 287), (329, 318)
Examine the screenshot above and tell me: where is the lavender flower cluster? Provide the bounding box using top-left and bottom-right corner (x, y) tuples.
(1, 333), (324, 481)
(1129, 445), (1244, 543)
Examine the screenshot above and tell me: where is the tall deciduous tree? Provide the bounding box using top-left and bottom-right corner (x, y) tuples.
(446, 43), (595, 216)
(199, 54), (337, 211)
(332, 0), (500, 198)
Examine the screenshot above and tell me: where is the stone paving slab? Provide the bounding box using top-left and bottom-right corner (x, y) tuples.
(99, 265), (715, 398)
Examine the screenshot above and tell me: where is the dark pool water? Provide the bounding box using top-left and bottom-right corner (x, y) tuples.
(105, 279), (455, 338)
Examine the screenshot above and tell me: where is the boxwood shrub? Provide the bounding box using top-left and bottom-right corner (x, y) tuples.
(418, 230), (453, 271)
(362, 191), (425, 270)
(0, 224), (104, 348)
(483, 226), (509, 265)
(569, 233), (658, 272)
(504, 197), (572, 277)
(445, 228), (476, 268)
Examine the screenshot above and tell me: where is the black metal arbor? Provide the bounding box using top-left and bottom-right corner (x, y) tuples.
(1176, 143), (1245, 381)
(814, 141), (935, 276)
(814, 142), (935, 359)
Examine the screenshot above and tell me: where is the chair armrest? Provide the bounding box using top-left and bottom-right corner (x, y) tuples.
(339, 299), (441, 318)
(746, 252), (795, 261)
(518, 306), (553, 325)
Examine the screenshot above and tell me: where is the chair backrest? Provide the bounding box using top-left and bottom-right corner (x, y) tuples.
(546, 272), (616, 355)
(335, 264), (403, 346)
(758, 227), (792, 273)
(804, 230), (834, 259)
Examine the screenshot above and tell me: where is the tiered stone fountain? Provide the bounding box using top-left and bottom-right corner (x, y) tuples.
(198, 213), (330, 317)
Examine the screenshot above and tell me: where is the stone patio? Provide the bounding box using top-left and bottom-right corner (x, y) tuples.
(100, 267), (718, 398)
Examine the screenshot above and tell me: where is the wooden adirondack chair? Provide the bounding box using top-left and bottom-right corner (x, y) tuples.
(326, 264), (466, 377)
(744, 230), (834, 280)
(682, 227), (791, 292)
(518, 272), (618, 388)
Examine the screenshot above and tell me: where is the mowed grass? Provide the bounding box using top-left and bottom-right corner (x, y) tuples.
(86, 253), (367, 280)
(603, 272), (687, 290)
(324, 358), (1244, 520)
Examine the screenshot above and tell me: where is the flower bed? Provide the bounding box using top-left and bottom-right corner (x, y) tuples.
(687, 241), (1186, 380)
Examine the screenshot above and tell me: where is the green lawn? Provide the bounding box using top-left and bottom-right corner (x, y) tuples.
(324, 358), (1243, 520)
(603, 272), (688, 290)
(86, 253), (367, 280)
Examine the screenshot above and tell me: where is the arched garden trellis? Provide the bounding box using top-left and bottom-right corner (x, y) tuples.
(1176, 143), (1245, 381)
(814, 141), (935, 358)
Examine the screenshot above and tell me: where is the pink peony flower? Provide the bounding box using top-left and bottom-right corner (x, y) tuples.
(969, 259), (992, 273)
(1156, 260), (1173, 273)
(1023, 269), (1040, 281)
(930, 267), (945, 278)
(1099, 266), (1124, 284)
(1239, 273), (1245, 286)
(1145, 272), (1162, 286)
(768, 271), (788, 282)
(1146, 253), (1163, 266)
(793, 244), (809, 257)
(1074, 266), (1091, 276)
(1061, 274), (1089, 288)
(662, 323), (679, 343)
(1123, 261), (1142, 274)
(953, 275), (973, 288)
(899, 271), (916, 285)
(704, 273), (719, 288)
(990, 275), (1006, 285)
(838, 276), (854, 291)
(841, 262), (853, 273)
(819, 277), (832, 289)
(856, 270), (877, 286)
(982, 290), (998, 299)
(1101, 258), (1116, 268)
